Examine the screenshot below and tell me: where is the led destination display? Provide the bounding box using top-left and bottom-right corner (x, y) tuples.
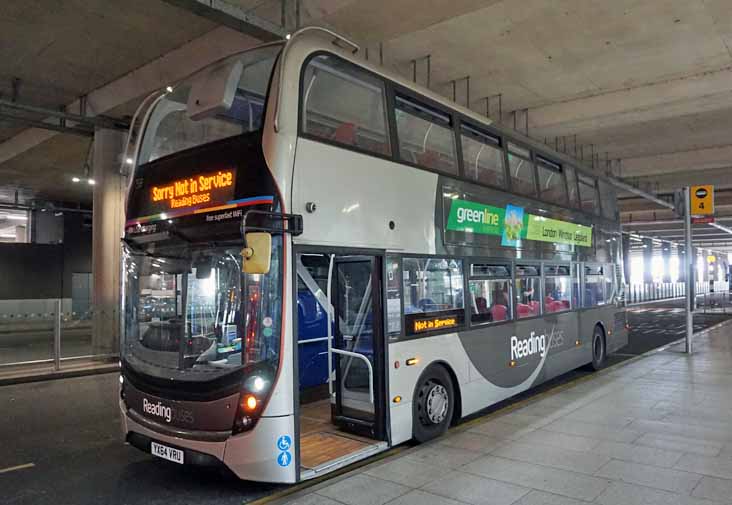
(151, 169), (236, 211)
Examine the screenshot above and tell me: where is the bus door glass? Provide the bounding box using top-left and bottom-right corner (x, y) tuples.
(332, 255), (385, 439)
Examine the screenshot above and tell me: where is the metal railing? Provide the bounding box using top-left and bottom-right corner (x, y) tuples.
(625, 281), (730, 307)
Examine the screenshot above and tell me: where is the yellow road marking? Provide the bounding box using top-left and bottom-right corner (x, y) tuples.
(0, 463), (35, 475)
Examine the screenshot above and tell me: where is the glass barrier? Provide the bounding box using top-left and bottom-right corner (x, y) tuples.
(0, 299), (119, 371)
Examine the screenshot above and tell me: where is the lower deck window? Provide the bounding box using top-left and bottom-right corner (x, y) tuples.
(544, 276), (571, 313)
(515, 277), (541, 318)
(403, 257), (464, 335)
(470, 279), (511, 324)
(584, 275), (605, 307)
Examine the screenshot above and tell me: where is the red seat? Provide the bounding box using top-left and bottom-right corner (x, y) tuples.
(491, 304), (508, 321)
(332, 122), (356, 145)
(517, 303), (531, 318)
(529, 301), (540, 315)
(417, 149), (439, 168)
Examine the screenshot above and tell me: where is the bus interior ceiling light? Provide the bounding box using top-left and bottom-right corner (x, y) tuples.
(72, 176), (80, 183)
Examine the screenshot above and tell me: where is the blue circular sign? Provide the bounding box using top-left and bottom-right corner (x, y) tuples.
(276, 435), (292, 451)
(277, 451), (292, 467)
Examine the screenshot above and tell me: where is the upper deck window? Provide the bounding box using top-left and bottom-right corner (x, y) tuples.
(302, 55), (391, 156)
(395, 97), (457, 174)
(565, 166), (579, 208)
(139, 45), (281, 164)
(537, 157), (567, 205)
(578, 174), (600, 216)
(507, 142), (536, 197)
(460, 125), (505, 188)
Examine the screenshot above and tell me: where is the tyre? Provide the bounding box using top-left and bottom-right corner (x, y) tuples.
(412, 365), (455, 443)
(590, 325), (607, 371)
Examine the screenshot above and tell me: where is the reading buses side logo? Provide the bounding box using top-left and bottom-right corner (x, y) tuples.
(510, 331), (547, 361)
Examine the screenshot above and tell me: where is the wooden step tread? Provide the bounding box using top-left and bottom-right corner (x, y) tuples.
(300, 431), (371, 470)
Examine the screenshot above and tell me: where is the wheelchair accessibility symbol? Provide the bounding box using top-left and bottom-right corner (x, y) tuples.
(277, 451), (292, 467)
(276, 435), (292, 452)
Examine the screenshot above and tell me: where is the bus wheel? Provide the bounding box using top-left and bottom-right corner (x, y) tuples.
(590, 325), (607, 371)
(412, 365), (454, 443)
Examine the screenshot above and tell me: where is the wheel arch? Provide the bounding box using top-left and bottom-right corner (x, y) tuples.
(594, 320), (608, 343)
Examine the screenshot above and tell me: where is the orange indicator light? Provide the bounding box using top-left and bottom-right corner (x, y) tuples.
(243, 394), (258, 412)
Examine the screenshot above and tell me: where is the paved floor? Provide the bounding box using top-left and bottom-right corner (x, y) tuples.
(274, 322), (732, 505)
(623, 305), (729, 356)
(1, 308), (729, 505)
(0, 374), (282, 505)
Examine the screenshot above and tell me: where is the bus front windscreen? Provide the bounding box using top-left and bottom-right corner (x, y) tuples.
(122, 238), (281, 383)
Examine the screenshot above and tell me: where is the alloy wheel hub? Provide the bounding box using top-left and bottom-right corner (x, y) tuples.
(425, 384), (448, 424)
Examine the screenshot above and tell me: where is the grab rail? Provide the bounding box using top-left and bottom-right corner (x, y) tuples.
(330, 348), (374, 404)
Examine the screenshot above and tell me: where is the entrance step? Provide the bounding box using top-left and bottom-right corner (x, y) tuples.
(300, 433), (387, 480)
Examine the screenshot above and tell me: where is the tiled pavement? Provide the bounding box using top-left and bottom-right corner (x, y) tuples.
(274, 322), (732, 505)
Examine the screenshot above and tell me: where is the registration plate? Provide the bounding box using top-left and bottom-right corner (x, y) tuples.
(151, 441), (184, 464)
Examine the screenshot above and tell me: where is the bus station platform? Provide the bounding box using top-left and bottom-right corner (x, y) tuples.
(1, 307), (731, 505)
(271, 320), (732, 505)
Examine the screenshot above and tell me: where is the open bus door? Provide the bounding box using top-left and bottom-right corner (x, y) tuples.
(295, 251), (388, 479)
(331, 255), (387, 440)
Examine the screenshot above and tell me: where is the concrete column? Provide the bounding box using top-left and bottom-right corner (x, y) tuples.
(661, 245), (672, 283)
(678, 247), (686, 282)
(621, 234), (631, 286)
(642, 238), (654, 284)
(92, 128), (126, 356)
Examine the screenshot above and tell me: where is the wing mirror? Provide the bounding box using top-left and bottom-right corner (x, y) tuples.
(241, 232), (272, 274)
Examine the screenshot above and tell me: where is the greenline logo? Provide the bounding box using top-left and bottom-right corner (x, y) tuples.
(447, 199), (505, 236)
(446, 198), (592, 247)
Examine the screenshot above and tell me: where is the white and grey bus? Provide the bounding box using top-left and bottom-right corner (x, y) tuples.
(120, 27), (627, 484)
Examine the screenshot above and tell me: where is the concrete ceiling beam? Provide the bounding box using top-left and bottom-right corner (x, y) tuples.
(618, 166), (732, 195)
(621, 144), (732, 178)
(160, 0), (286, 41)
(526, 65), (732, 138)
(0, 26), (259, 166)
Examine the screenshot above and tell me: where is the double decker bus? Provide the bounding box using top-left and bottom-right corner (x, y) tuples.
(119, 27), (627, 484)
